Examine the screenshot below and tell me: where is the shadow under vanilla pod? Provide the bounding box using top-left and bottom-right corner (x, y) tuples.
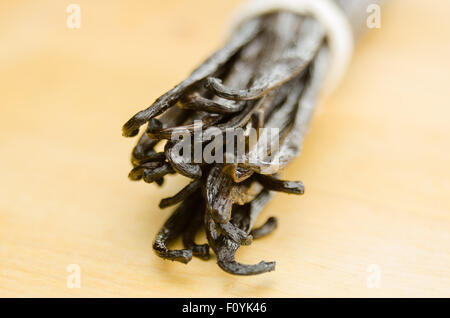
(122, 0), (380, 275)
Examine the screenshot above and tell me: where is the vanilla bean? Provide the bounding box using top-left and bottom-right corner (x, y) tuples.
(251, 217), (278, 239)
(131, 107), (190, 166)
(165, 141), (202, 179)
(205, 165), (236, 224)
(223, 164), (254, 183)
(128, 161), (165, 181)
(122, 19), (262, 137)
(218, 222), (253, 246)
(214, 204), (275, 276)
(143, 163), (175, 184)
(255, 174), (305, 195)
(180, 93), (245, 114)
(181, 191), (211, 260)
(159, 179), (202, 209)
(123, 1), (380, 275)
(153, 195), (197, 264)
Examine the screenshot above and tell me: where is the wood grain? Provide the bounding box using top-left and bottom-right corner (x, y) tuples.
(0, 0), (449, 297)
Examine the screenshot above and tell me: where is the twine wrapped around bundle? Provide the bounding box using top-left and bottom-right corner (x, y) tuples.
(122, 0), (381, 275)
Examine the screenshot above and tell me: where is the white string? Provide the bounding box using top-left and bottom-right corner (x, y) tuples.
(231, 0), (354, 95)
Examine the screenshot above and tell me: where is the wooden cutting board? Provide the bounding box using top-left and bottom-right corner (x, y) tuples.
(1, 0), (449, 297)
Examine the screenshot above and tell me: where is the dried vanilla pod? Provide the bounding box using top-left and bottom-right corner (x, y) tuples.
(159, 179), (202, 209)
(123, 0), (381, 275)
(213, 204), (276, 276)
(122, 19), (262, 137)
(153, 191), (199, 264)
(251, 217), (278, 239)
(181, 191), (211, 260)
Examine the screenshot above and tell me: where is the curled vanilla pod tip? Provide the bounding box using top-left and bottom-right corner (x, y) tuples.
(182, 206), (211, 261)
(213, 204), (275, 276)
(159, 179), (202, 209)
(121, 3), (361, 275)
(251, 217), (278, 240)
(152, 194), (195, 264)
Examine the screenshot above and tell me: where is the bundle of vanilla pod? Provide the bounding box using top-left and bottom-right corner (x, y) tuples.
(122, 0), (380, 275)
